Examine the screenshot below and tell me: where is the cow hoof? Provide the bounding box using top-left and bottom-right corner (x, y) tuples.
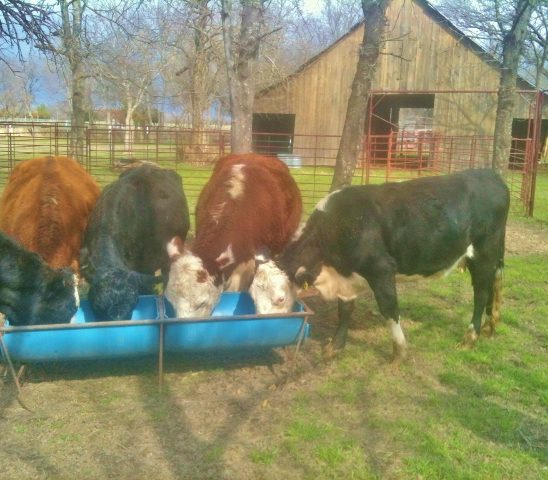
(391, 342), (407, 363)
(481, 323), (495, 338)
(458, 329), (478, 349)
(322, 340), (339, 360)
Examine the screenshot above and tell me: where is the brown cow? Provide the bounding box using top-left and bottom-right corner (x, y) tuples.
(0, 156), (100, 272)
(165, 153), (302, 317)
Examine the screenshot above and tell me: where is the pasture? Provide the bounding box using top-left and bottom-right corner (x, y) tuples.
(0, 175), (547, 479)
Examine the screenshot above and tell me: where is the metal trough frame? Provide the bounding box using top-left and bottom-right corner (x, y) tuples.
(0, 296), (313, 396)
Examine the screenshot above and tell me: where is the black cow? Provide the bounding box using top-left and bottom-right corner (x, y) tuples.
(275, 169), (510, 360)
(80, 165), (189, 320)
(0, 231), (79, 325)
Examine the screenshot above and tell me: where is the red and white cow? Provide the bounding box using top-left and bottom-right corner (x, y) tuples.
(165, 153), (302, 317)
(0, 156), (100, 273)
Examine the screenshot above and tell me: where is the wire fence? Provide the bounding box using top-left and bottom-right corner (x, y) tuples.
(0, 122), (538, 224)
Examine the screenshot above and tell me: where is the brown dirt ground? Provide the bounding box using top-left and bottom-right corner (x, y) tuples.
(0, 218), (546, 479)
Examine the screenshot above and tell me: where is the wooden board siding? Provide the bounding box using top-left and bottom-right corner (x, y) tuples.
(254, 0), (541, 155)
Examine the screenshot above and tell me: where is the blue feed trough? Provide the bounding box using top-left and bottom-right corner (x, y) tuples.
(164, 292), (310, 352)
(1, 293), (311, 363)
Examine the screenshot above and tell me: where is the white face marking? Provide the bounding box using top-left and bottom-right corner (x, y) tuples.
(216, 243), (236, 270)
(250, 260), (295, 314)
(315, 190), (340, 212)
(166, 237), (181, 259)
(226, 164), (245, 199)
(311, 265), (365, 302)
(73, 274), (80, 307)
(165, 252), (222, 318)
(388, 317), (406, 346)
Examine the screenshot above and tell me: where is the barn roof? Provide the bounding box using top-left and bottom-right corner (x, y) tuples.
(257, 0), (536, 98)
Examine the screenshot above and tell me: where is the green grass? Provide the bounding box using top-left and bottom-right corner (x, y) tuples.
(0, 137), (547, 479)
(264, 252), (547, 479)
(532, 168), (548, 222)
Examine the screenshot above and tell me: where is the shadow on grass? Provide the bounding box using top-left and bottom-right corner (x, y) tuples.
(435, 372), (548, 466)
(132, 346), (331, 479)
(6, 348), (287, 385)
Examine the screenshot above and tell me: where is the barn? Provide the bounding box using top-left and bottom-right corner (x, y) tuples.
(253, 0), (547, 173)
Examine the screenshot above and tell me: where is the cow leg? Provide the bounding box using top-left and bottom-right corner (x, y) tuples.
(364, 267), (407, 361)
(461, 257), (497, 348)
(323, 298), (355, 359)
(482, 266), (503, 337)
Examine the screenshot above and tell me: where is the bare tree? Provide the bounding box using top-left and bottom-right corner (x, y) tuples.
(94, 10), (164, 153)
(330, 0), (390, 191)
(58, 0), (88, 160)
(525, 4), (548, 89)
(0, 0), (56, 64)
(0, 56), (40, 117)
(492, 0), (536, 174)
(435, 0), (542, 173)
(221, 0), (267, 153)
(162, 0), (224, 149)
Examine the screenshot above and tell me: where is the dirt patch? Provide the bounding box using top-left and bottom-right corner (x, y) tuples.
(505, 218), (548, 255)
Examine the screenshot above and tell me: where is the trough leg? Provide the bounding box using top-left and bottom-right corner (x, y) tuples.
(323, 299), (355, 359)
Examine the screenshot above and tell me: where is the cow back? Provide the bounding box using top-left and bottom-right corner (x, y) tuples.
(193, 153), (302, 273)
(0, 156), (100, 271)
(81, 164), (190, 277)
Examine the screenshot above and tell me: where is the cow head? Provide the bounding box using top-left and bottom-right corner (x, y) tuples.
(30, 267), (80, 325)
(249, 257), (296, 314)
(88, 267), (160, 320)
(251, 220), (325, 308)
(165, 238), (221, 318)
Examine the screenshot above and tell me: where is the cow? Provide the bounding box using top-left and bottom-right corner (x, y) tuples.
(251, 169), (510, 360)
(0, 231), (79, 325)
(80, 164), (189, 320)
(0, 156), (100, 272)
(165, 153), (302, 318)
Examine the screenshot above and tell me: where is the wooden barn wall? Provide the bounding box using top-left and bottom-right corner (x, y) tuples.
(254, 0), (540, 163)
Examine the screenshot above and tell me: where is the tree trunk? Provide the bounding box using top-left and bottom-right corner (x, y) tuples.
(330, 0), (390, 191)
(70, 59), (87, 160)
(492, 0), (535, 175)
(221, 0), (264, 154)
(124, 92), (136, 154)
(60, 0), (87, 162)
(190, 8), (208, 152)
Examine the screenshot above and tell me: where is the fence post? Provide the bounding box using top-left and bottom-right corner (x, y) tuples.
(54, 123), (59, 156)
(109, 126), (114, 167)
(220, 132), (225, 156)
(156, 126), (160, 164)
(526, 90), (544, 217)
(417, 131), (423, 176)
(386, 130), (393, 182)
(469, 136), (477, 169)
(7, 125), (14, 172)
(448, 138), (454, 173)
(85, 126), (91, 171)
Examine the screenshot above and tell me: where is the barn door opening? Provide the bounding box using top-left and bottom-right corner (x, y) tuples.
(368, 94), (435, 165)
(252, 113), (296, 155)
(510, 118), (548, 170)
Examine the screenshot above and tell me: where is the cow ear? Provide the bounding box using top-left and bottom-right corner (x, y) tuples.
(215, 244), (235, 270)
(167, 236), (184, 261)
(295, 266), (313, 287)
(255, 246), (271, 265)
(196, 269), (209, 283)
